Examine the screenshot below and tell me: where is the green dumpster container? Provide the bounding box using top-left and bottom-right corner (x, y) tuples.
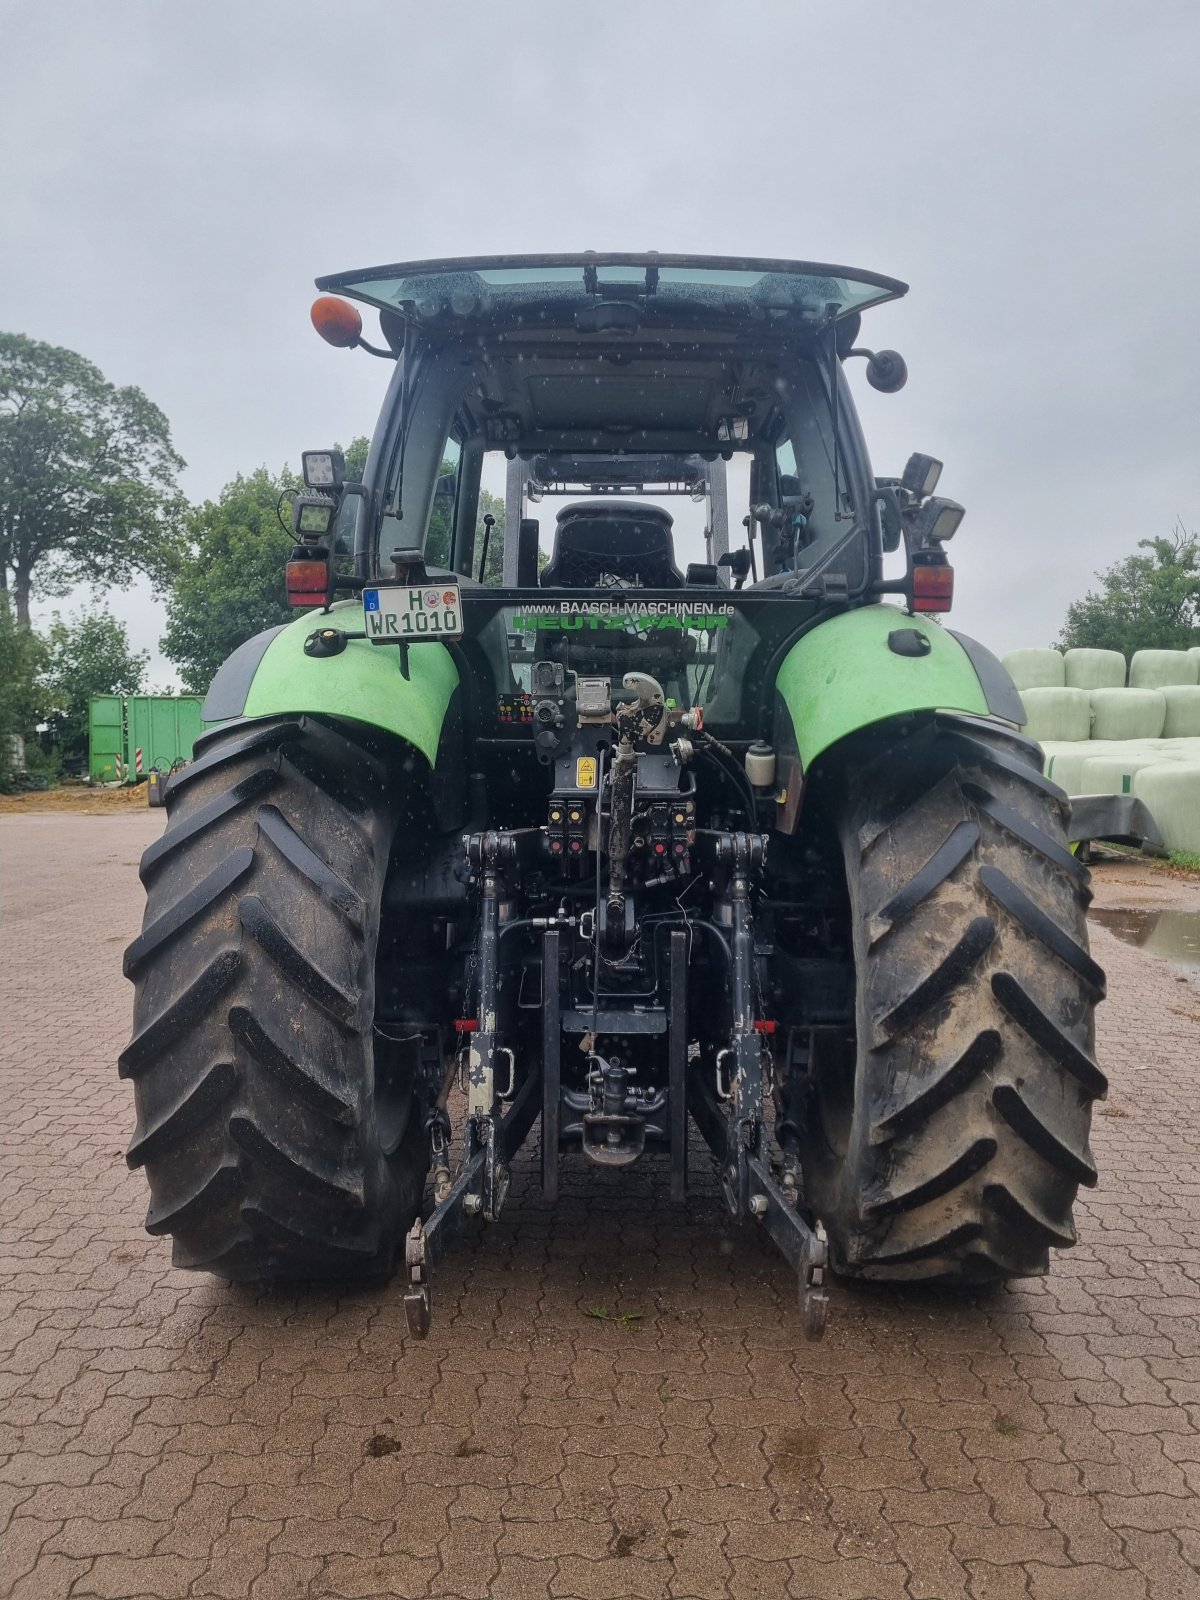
(88, 694), (205, 783)
(87, 696), (125, 783)
(125, 696), (204, 779)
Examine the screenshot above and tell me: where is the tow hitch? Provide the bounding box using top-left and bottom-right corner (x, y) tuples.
(404, 827), (830, 1342)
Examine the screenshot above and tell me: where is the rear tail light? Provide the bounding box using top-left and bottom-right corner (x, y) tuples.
(286, 553), (331, 608)
(911, 557), (954, 613)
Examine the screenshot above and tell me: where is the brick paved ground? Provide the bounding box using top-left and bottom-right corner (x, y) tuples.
(2, 813), (1199, 1600)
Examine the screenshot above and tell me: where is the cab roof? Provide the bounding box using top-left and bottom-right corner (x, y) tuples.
(315, 253), (907, 332)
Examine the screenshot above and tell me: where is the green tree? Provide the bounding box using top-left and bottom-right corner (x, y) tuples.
(343, 436), (370, 483)
(0, 332), (185, 626)
(0, 594), (45, 789)
(161, 467), (296, 694)
(1058, 526), (1200, 656)
(472, 486), (507, 585)
(38, 605), (148, 772)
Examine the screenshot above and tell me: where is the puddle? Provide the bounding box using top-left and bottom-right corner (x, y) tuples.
(1088, 906), (1200, 976)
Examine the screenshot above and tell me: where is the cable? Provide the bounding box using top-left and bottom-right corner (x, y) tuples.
(699, 746), (757, 826)
(703, 732), (760, 822)
(590, 748), (607, 1032)
(693, 651), (716, 706)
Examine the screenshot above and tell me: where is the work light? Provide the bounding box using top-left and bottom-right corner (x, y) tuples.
(901, 453), (943, 499)
(913, 497), (965, 546)
(302, 450), (345, 491)
(293, 495), (338, 538)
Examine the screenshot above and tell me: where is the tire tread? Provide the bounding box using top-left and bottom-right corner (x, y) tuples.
(802, 716), (1105, 1282)
(122, 715), (426, 1282)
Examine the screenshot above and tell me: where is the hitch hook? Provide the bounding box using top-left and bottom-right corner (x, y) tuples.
(403, 1220), (431, 1339)
(802, 1221), (829, 1340)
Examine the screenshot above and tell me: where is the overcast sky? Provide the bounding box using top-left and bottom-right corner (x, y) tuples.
(3, 0), (1198, 683)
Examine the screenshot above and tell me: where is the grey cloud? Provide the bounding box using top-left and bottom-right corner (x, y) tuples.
(2, 0), (1198, 674)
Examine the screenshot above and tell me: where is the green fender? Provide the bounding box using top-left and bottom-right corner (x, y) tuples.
(202, 600), (459, 766)
(774, 606), (1023, 771)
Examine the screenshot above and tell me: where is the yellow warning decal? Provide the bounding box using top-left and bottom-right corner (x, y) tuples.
(576, 757), (597, 789)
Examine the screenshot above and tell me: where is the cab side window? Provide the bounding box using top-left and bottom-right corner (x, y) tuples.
(426, 437), (461, 569)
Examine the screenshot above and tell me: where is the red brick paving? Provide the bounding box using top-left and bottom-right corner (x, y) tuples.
(2, 813), (1199, 1599)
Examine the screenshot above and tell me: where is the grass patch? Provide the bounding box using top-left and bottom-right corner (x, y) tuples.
(1093, 843), (1200, 879)
(585, 1305), (644, 1328)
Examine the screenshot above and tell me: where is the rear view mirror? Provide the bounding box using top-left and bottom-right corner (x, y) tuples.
(865, 350), (908, 393)
(873, 485), (904, 552)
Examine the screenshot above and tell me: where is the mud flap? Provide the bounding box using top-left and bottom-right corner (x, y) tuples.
(1067, 794), (1166, 854)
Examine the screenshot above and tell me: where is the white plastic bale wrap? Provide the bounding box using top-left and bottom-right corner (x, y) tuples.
(1141, 738), (1200, 764)
(1159, 686), (1200, 738)
(1001, 647), (1065, 690)
(1063, 648), (1126, 690)
(1128, 649), (1199, 689)
(1088, 688), (1166, 741)
(1079, 750), (1163, 797)
(1133, 762), (1200, 853)
(1039, 743), (1093, 795)
(1016, 687), (1091, 743)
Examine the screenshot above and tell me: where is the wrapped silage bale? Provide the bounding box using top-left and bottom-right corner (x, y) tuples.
(1017, 687), (1091, 742)
(1129, 649), (1199, 688)
(1002, 647), (1065, 690)
(1141, 739), (1200, 766)
(1080, 750), (1163, 796)
(1041, 745), (1093, 795)
(1063, 647), (1126, 690)
(1160, 685), (1200, 738)
(1133, 761), (1200, 853)
(1088, 687), (1166, 740)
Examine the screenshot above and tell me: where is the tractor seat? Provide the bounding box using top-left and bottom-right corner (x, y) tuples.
(541, 502), (683, 589)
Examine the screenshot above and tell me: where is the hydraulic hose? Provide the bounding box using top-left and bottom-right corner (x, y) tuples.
(606, 737), (635, 925)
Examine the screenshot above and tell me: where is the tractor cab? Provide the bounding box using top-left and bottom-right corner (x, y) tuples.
(304, 254), (916, 603)
(289, 255), (965, 740)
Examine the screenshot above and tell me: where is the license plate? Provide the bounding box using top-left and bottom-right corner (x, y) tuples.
(363, 583), (463, 643)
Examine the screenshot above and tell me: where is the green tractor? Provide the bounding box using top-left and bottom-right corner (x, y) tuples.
(122, 255), (1105, 1337)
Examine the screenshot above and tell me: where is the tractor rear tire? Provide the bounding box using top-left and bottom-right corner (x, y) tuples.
(801, 715), (1107, 1282)
(121, 715), (426, 1281)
